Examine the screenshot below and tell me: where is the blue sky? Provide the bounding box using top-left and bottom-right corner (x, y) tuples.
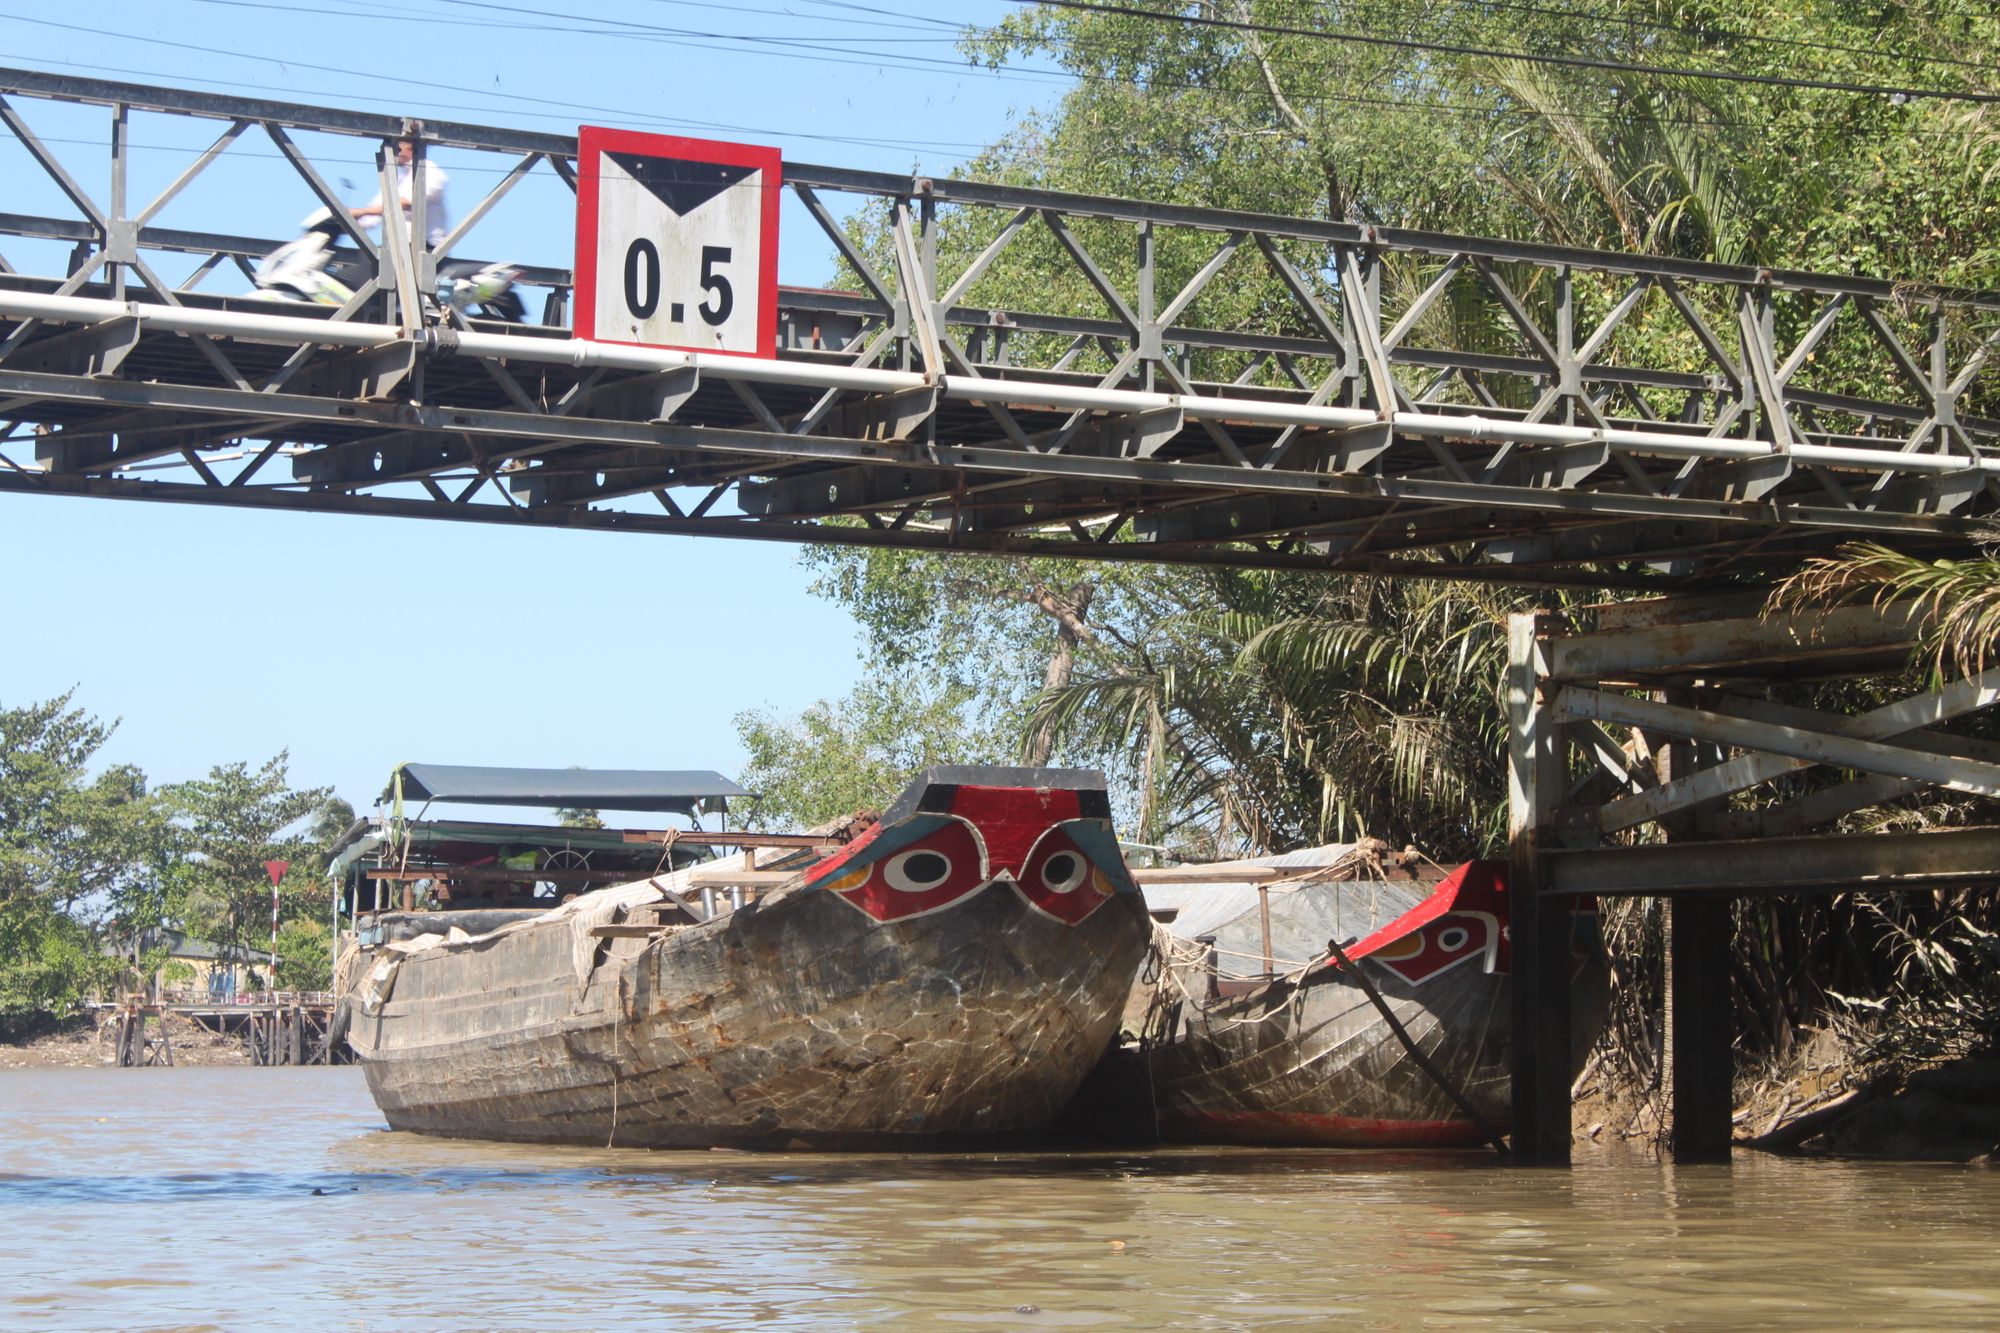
(0, 0), (1062, 816)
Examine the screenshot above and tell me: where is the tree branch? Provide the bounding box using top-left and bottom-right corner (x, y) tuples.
(1234, 0), (1348, 221)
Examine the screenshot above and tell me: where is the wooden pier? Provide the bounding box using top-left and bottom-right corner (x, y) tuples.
(1507, 595), (2000, 1164)
(96, 996), (348, 1067)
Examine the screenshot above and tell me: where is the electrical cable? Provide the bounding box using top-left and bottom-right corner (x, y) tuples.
(1018, 0), (2000, 105)
(9, 14), (1983, 152)
(0, 21), (994, 155)
(6, 0), (1990, 160)
(1429, 0), (2000, 76)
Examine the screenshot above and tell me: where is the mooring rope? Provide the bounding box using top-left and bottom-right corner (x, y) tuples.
(1322, 934), (1511, 1157)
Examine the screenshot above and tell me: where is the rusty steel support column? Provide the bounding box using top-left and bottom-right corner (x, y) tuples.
(1507, 609), (1573, 1164)
(1662, 699), (1734, 1162)
(1670, 894), (1734, 1161)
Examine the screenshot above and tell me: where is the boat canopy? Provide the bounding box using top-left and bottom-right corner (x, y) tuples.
(386, 762), (750, 814)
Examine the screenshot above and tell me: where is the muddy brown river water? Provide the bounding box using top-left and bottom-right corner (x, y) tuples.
(3, 1067), (1997, 1331)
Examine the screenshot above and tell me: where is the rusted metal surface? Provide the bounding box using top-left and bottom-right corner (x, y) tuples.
(1545, 604), (1922, 682)
(341, 768), (1151, 1149)
(1547, 825), (2000, 896)
(1508, 597), (2000, 1163)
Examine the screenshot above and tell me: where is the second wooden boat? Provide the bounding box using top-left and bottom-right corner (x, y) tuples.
(1131, 850), (1608, 1148)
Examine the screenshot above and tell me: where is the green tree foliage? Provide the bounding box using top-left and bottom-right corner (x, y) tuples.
(0, 693), (166, 1034)
(274, 917), (334, 992)
(965, 0), (1999, 282)
(734, 675), (1003, 830)
(1773, 535), (2000, 682)
(0, 900), (108, 1038)
(305, 796), (358, 866)
(800, 548), (1188, 761)
(805, 541), (1538, 856)
(0, 692), (165, 921)
(1032, 572), (1529, 857)
(0, 699), (393, 1026)
(158, 754), (330, 982)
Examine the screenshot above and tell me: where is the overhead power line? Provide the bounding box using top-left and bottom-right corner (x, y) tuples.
(1, 14), (993, 155)
(1023, 0), (2000, 105)
(1434, 0), (2000, 77)
(5, 1), (1987, 157)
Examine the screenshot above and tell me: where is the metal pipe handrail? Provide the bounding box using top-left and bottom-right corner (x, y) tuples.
(5, 287), (1993, 478)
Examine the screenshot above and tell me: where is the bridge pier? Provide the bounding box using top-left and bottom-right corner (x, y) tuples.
(1668, 895), (1734, 1162)
(1507, 596), (2000, 1165)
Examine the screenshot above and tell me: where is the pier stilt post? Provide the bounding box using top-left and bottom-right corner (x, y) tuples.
(1507, 610), (1573, 1165)
(1670, 895), (1734, 1161)
(1656, 693), (1734, 1164)
(116, 1007), (137, 1067)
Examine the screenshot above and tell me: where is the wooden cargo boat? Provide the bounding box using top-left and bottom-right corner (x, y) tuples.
(334, 764), (1150, 1149)
(1130, 848), (1607, 1148)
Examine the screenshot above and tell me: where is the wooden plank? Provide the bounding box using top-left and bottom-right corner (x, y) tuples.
(586, 924), (665, 938)
(686, 868), (794, 887)
(1128, 864), (1292, 884)
(622, 831), (836, 849)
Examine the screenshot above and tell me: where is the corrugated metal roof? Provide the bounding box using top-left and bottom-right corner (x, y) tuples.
(388, 763), (749, 813)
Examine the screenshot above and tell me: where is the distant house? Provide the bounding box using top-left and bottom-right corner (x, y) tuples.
(110, 928), (263, 1000)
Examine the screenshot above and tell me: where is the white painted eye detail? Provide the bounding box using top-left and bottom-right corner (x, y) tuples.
(1040, 850), (1088, 894)
(885, 849), (952, 893)
(1438, 925), (1470, 952)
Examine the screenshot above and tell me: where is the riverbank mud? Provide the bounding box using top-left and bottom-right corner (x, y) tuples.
(1571, 1032), (2000, 1163)
(0, 1013), (249, 1069)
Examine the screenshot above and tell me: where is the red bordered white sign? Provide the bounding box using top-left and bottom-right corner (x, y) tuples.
(574, 126), (780, 358)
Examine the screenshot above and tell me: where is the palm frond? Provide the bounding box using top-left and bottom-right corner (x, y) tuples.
(1769, 538), (2000, 678)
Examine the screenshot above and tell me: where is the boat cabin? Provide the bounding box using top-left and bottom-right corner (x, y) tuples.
(328, 762), (752, 938)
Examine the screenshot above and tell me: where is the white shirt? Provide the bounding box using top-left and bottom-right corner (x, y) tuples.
(365, 160), (450, 247)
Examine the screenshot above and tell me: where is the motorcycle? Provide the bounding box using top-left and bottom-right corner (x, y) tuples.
(253, 208), (526, 323)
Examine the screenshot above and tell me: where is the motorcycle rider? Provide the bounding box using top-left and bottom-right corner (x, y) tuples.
(352, 137), (449, 248)
(257, 135), (521, 320)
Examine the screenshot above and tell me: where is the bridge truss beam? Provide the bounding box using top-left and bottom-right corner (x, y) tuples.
(0, 67), (1994, 585)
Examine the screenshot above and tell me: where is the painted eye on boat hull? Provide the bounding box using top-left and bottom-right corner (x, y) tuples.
(886, 850), (952, 893)
(1015, 826), (1116, 924)
(823, 816), (991, 921)
(1039, 851), (1087, 894)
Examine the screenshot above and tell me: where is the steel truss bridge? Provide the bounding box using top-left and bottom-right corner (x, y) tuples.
(0, 67), (1995, 587)
(5, 68), (1999, 1166)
